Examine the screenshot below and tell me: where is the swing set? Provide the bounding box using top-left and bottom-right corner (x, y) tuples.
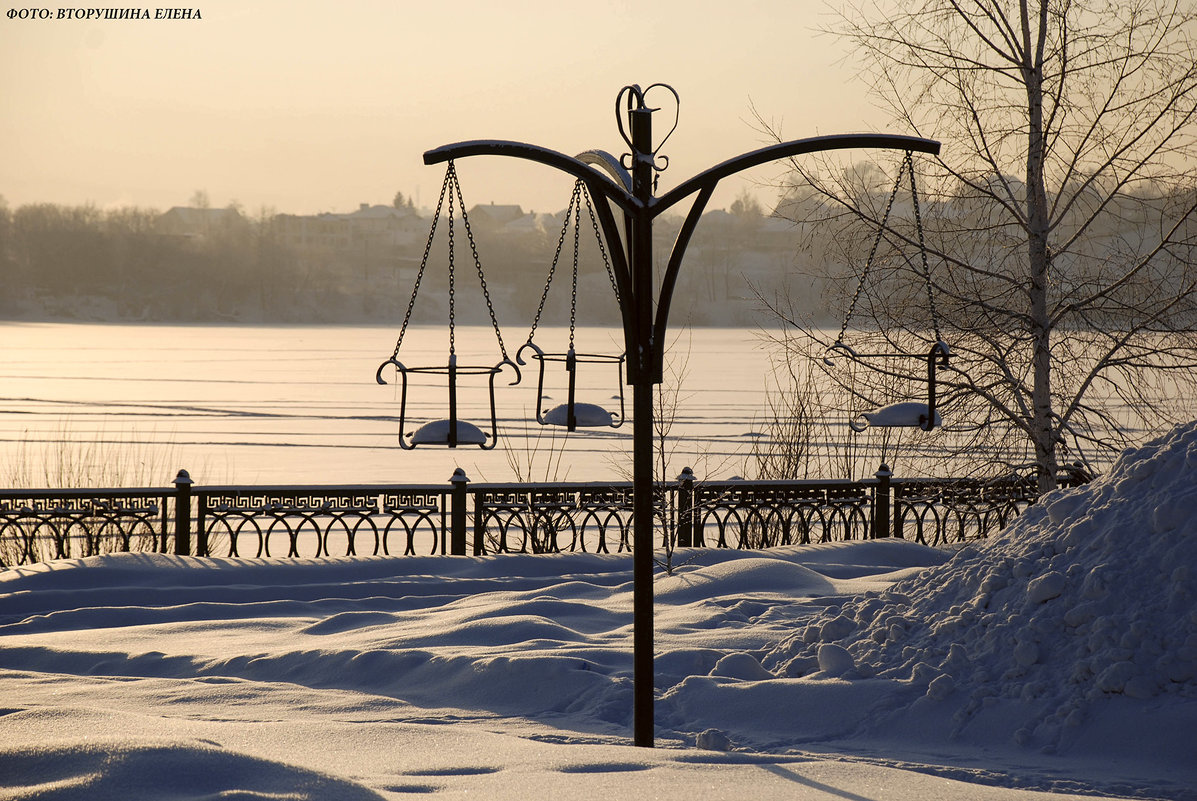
(374, 161), (519, 450)
(517, 178), (626, 432)
(377, 149), (954, 449)
(371, 81), (944, 751)
(821, 151), (954, 433)
(377, 150), (955, 448)
(376, 164), (625, 447)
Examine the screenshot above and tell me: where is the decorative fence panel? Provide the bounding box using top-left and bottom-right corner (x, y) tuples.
(0, 488), (172, 566)
(197, 485), (454, 558)
(0, 466), (1087, 568)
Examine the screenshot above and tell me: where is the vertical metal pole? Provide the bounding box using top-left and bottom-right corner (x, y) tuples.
(196, 493), (209, 557)
(566, 347), (578, 431)
(473, 488), (485, 555)
(173, 469), (193, 556)
(676, 467), (695, 548)
(874, 463), (892, 539)
(450, 467), (468, 555)
(448, 355), (459, 448)
(629, 102), (656, 748)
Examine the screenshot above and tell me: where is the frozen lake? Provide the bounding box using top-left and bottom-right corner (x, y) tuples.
(7, 321), (1169, 489)
(0, 322), (793, 488)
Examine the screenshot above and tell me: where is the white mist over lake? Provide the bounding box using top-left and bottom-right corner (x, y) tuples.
(1, 322), (791, 487)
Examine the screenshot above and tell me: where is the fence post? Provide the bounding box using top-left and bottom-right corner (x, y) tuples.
(473, 488), (486, 556)
(195, 492), (208, 557)
(450, 468), (468, 556)
(873, 463), (892, 539)
(676, 467), (695, 548)
(173, 469), (193, 556)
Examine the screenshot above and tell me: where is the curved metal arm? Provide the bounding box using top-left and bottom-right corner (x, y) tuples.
(654, 133), (941, 216)
(922, 341), (952, 431)
(516, 341), (551, 426)
(497, 356), (522, 387)
(575, 149), (631, 191)
(375, 358), (416, 449)
(375, 356), (403, 385)
(423, 141), (638, 213)
(822, 342), (860, 367)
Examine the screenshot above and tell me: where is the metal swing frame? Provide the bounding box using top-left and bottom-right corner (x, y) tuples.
(375, 160), (519, 450)
(823, 151), (952, 432)
(416, 81), (940, 748)
(516, 178), (626, 432)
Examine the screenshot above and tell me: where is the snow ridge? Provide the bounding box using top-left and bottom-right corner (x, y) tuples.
(763, 421), (1197, 752)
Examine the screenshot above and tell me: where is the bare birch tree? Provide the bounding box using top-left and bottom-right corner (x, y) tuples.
(764, 0), (1197, 490)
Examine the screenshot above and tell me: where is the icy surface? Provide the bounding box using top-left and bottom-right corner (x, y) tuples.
(3, 424), (1197, 799)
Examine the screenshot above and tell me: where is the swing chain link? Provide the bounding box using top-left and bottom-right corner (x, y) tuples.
(583, 186), (621, 304)
(569, 183), (581, 351)
(447, 161), (507, 359)
(391, 159), (453, 360)
(906, 151), (942, 343)
(527, 181), (582, 345)
(447, 163), (457, 355)
(390, 159), (512, 363)
(835, 152), (912, 348)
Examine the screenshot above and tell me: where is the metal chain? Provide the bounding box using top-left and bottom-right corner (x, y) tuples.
(906, 151), (942, 343)
(835, 154), (910, 347)
(526, 181), (581, 344)
(583, 185), (621, 304)
(390, 162), (453, 360)
(569, 185), (581, 351)
(447, 163), (457, 355)
(449, 163), (511, 361)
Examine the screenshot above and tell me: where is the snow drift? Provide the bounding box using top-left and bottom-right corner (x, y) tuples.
(2, 424), (1196, 799)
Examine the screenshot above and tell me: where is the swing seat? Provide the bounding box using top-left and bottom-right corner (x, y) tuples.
(850, 401), (942, 432)
(543, 402), (616, 428)
(409, 419), (489, 446)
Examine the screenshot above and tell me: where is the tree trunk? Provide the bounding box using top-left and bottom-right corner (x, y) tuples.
(1024, 0), (1059, 492)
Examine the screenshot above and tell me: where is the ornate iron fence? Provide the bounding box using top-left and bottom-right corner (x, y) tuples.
(0, 465), (1086, 567)
(0, 488), (172, 566)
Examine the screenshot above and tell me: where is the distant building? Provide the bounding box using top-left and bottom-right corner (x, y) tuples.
(274, 203), (424, 252)
(156, 206), (245, 239)
(466, 203), (525, 229)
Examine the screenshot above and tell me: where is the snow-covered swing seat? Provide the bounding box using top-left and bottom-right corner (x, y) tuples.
(822, 151), (954, 433)
(517, 178), (625, 432)
(376, 161), (519, 450)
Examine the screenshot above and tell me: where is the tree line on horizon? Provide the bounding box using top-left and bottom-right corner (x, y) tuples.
(0, 192), (799, 327)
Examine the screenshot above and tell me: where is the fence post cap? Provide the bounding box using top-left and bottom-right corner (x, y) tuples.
(450, 467), (469, 485)
(677, 466), (695, 482)
(173, 469), (194, 487)
(875, 464), (892, 479)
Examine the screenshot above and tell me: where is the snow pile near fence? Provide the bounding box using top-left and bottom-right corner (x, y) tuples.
(762, 420), (1197, 758)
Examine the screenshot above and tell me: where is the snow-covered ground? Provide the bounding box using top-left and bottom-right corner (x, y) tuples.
(2, 424), (1195, 800)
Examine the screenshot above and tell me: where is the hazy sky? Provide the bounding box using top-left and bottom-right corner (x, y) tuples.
(1, 0), (891, 217)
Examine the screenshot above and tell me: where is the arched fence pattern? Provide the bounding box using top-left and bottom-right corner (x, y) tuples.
(0, 467), (1087, 567)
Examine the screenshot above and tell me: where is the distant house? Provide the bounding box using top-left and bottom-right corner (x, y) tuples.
(502, 211), (556, 236)
(156, 206), (245, 239)
(275, 203), (424, 251)
(466, 203), (525, 229)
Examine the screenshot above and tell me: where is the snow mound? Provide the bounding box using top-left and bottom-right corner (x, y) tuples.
(656, 557), (836, 603)
(543, 402), (616, 427)
(0, 737), (385, 800)
(861, 401), (941, 429)
(763, 421), (1197, 752)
